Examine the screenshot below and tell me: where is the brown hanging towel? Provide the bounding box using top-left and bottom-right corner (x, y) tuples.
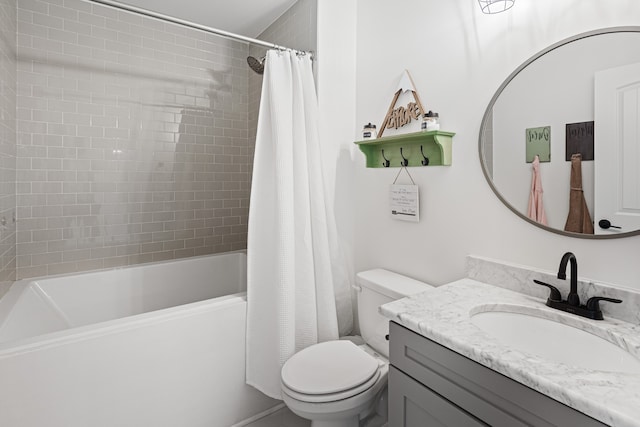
(564, 153), (594, 234)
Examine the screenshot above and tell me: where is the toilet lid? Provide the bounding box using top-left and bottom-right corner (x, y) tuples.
(281, 341), (379, 395)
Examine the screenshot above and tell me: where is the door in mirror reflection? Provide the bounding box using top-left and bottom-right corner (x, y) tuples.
(595, 62), (640, 234)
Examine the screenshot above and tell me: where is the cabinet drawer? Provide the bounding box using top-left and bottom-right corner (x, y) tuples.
(390, 322), (608, 427)
(389, 365), (488, 427)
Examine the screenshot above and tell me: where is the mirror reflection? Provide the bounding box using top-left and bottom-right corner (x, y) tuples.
(480, 28), (640, 238)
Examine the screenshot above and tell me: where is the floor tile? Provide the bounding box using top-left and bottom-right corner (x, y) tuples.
(244, 407), (310, 427)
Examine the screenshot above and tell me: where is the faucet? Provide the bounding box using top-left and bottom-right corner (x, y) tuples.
(534, 252), (622, 320)
(557, 252), (580, 306)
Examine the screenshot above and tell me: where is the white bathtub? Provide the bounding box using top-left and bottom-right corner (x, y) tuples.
(0, 252), (279, 427)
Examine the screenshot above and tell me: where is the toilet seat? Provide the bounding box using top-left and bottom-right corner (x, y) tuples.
(281, 340), (380, 402)
(282, 369), (381, 403)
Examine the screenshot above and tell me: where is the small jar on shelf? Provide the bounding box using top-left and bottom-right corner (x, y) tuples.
(421, 111), (440, 131)
(362, 123), (377, 139)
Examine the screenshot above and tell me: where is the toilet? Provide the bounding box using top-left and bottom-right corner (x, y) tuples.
(280, 269), (433, 427)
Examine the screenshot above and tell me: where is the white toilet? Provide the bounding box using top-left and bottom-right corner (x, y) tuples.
(280, 269), (433, 427)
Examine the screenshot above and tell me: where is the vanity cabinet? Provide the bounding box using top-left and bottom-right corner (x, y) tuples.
(388, 321), (609, 427)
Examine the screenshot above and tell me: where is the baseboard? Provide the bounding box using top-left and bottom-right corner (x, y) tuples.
(231, 403), (286, 427)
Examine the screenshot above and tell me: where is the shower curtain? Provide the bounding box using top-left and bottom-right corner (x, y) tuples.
(246, 50), (352, 399)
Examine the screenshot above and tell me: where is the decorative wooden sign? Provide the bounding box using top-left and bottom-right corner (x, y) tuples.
(379, 70), (427, 138)
(385, 102), (421, 130)
(565, 121), (594, 161)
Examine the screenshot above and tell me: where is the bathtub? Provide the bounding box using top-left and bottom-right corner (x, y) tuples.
(0, 252), (279, 427)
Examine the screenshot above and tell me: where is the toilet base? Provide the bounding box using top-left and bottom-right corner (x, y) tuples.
(282, 383), (388, 427)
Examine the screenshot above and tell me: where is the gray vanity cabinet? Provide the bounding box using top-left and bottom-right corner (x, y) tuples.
(388, 321), (609, 427)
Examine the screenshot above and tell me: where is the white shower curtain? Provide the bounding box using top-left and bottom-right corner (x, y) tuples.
(246, 50), (353, 399)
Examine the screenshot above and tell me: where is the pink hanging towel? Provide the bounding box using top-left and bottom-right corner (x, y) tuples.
(527, 155), (548, 225)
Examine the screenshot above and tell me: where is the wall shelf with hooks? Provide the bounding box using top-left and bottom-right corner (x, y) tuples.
(354, 131), (455, 168)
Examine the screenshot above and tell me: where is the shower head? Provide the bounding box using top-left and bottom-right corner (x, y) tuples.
(247, 55), (265, 75)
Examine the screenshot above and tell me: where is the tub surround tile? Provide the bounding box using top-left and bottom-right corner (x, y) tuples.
(6, 0), (318, 286)
(467, 255), (640, 325)
(0, 0), (17, 299)
(381, 278), (640, 427)
(15, 0), (252, 279)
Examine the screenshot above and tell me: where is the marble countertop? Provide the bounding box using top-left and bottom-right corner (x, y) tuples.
(380, 278), (640, 427)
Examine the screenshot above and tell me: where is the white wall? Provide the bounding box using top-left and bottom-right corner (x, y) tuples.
(316, 0), (357, 283)
(315, 0), (358, 331)
(347, 0), (640, 290)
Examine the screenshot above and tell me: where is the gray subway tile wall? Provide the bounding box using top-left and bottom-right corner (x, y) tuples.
(0, 0), (17, 298)
(16, 0), (251, 278)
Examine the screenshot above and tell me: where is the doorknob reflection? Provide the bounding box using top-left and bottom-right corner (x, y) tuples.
(598, 219), (621, 230)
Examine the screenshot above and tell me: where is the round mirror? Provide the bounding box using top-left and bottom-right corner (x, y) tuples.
(479, 27), (640, 239)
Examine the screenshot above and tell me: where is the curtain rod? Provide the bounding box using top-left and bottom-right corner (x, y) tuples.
(88, 0), (309, 55)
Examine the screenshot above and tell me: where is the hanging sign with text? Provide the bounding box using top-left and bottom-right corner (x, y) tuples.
(525, 126), (551, 163)
(565, 121), (594, 161)
(389, 184), (420, 222)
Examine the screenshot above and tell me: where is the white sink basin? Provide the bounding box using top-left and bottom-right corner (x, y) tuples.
(470, 310), (640, 373)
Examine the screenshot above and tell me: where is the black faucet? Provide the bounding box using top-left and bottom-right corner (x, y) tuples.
(534, 252), (622, 320)
(557, 252), (580, 306)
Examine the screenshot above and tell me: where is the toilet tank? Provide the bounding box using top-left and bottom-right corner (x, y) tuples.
(355, 269), (433, 358)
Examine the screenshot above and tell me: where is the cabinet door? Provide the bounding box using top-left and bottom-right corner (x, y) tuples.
(389, 365), (488, 427)
(389, 322), (609, 427)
